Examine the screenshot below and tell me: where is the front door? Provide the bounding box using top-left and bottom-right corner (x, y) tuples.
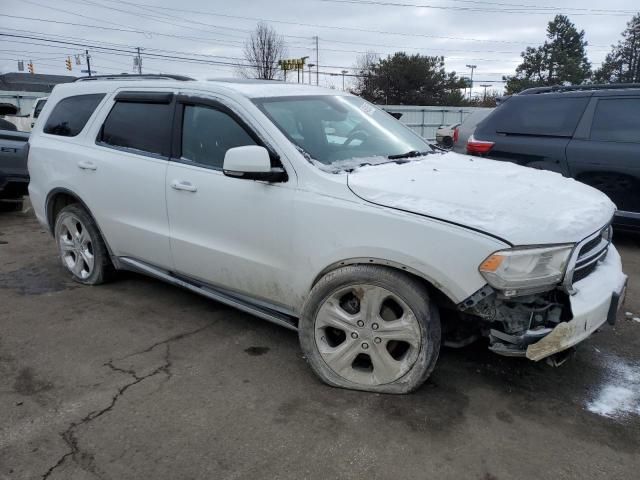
(166, 97), (297, 310)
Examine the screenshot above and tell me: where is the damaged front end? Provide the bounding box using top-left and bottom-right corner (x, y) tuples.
(459, 288), (571, 358)
(453, 224), (627, 363)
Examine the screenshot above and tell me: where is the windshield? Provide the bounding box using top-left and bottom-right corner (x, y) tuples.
(253, 95), (432, 170)
(33, 99), (47, 118)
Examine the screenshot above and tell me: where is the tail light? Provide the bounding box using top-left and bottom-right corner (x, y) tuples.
(453, 126), (459, 144)
(466, 134), (494, 155)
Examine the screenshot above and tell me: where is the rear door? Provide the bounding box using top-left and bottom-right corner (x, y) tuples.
(473, 94), (590, 175)
(566, 94), (640, 218)
(82, 90), (175, 269)
(165, 93), (297, 310)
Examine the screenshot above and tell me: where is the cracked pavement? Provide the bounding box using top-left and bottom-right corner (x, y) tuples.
(1, 208), (640, 480)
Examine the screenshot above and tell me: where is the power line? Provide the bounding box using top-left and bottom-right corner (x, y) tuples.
(74, 0), (579, 46)
(0, 32), (509, 82)
(1, 32), (522, 75)
(402, 0), (636, 13)
(317, 0), (637, 16)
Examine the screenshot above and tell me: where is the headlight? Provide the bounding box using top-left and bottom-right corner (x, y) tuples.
(479, 244), (574, 294)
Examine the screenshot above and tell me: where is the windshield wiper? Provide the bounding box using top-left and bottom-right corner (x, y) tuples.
(387, 150), (432, 160)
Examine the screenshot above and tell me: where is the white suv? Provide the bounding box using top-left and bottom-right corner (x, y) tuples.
(28, 75), (628, 393)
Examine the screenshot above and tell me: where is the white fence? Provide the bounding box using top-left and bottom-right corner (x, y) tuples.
(380, 105), (492, 141)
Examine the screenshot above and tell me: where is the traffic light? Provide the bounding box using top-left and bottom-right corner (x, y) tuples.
(27, 61), (34, 74)
(65, 57), (72, 71)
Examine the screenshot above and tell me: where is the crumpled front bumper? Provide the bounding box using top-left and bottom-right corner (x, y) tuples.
(526, 246), (627, 361)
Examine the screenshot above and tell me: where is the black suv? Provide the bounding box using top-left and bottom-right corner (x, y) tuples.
(468, 84), (640, 231)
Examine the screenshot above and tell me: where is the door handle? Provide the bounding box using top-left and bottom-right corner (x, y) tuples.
(170, 180), (197, 192)
(77, 160), (97, 171)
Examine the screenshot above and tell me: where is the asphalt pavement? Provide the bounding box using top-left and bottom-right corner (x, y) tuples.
(1, 207), (639, 480)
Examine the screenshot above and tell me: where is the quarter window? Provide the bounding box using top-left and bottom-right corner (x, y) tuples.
(181, 105), (257, 169)
(99, 101), (173, 157)
(488, 96), (589, 137)
(43, 94), (105, 137)
(590, 98), (640, 143)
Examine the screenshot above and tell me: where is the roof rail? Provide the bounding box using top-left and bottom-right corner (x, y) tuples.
(519, 83), (640, 95)
(74, 74), (195, 82)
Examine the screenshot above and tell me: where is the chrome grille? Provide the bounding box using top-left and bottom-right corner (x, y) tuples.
(564, 224), (612, 290)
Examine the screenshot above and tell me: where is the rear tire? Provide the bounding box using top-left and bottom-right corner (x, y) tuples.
(54, 204), (114, 285)
(299, 265), (441, 394)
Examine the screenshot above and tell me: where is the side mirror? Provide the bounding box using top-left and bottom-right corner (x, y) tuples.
(223, 145), (287, 182)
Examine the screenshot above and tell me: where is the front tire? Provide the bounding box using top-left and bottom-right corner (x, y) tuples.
(54, 204), (114, 285)
(299, 265), (441, 394)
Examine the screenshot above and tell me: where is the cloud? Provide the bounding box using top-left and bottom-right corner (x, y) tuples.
(0, 0), (634, 93)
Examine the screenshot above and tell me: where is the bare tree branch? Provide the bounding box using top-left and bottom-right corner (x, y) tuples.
(240, 22), (287, 80)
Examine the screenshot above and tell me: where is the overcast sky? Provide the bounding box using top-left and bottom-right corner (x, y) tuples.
(0, 0), (637, 95)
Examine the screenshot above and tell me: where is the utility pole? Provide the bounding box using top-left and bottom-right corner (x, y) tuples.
(466, 64), (477, 100)
(480, 84), (492, 103)
(136, 47), (143, 75)
(86, 50), (92, 77)
(314, 36), (319, 86)
(341, 70), (348, 91)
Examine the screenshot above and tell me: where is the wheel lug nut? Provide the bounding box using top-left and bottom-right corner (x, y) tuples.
(371, 323), (379, 330)
(351, 332), (358, 339)
(357, 320), (365, 327)
(374, 337), (381, 344)
(361, 342), (369, 350)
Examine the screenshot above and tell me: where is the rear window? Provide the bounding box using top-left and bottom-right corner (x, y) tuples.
(43, 94), (105, 137)
(486, 96), (589, 137)
(99, 101), (173, 157)
(590, 98), (640, 143)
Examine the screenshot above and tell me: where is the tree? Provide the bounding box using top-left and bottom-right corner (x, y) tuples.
(240, 22), (286, 80)
(352, 52), (467, 106)
(594, 14), (640, 83)
(504, 15), (591, 94)
(351, 51), (379, 97)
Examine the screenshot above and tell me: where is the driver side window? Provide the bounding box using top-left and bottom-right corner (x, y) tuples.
(181, 105), (257, 169)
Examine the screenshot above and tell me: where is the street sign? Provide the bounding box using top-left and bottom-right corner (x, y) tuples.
(80, 70), (96, 74)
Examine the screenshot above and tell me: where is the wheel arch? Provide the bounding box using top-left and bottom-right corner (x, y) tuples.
(311, 257), (459, 308)
(45, 187), (119, 267)
(46, 187), (92, 233)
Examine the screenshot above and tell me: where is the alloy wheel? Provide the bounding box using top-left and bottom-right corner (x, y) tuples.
(314, 284), (422, 386)
(57, 215), (95, 280)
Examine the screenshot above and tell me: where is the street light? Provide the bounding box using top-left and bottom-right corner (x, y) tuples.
(466, 64), (477, 100)
(341, 70), (348, 91)
(480, 84), (492, 102)
(308, 63), (315, 84)
(301, 56), (309, 84)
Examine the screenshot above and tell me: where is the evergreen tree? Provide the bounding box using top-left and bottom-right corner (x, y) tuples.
(594, 14), (640, 83)
(352, 52), (467, 106)
(504, 15), (591, 94)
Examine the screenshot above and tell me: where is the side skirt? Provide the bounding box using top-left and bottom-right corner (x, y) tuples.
(118, 257), (298, 331)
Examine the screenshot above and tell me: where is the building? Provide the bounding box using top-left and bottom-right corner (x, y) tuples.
(0, 73), (76, 116)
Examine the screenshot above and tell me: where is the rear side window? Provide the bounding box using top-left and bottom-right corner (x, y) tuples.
(43, 94), (105, 137)
(181, 105), (257, 169)
(487, 96), (589, 137)
(590, 98), (640, 143)
(99, 101), (173, 157)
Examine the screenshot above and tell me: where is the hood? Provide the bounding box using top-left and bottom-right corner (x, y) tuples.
(347, 151), (615, 245)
